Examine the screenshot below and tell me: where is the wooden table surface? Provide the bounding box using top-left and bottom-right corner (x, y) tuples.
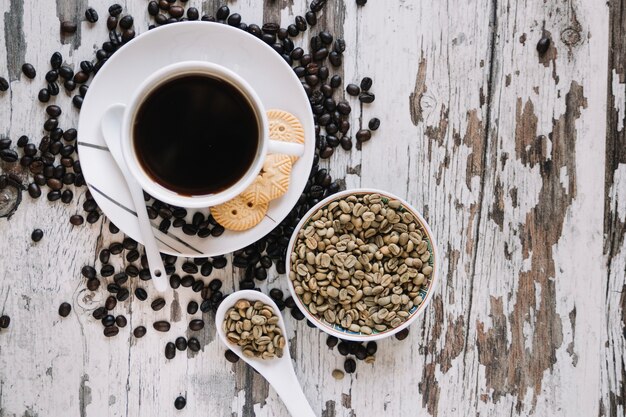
(0, 0), (625, 416)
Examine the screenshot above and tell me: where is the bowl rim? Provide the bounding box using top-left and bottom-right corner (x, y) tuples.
(284, 188), (439, 342)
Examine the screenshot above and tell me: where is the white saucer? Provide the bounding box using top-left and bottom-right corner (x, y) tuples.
(77, 22), (315, 257)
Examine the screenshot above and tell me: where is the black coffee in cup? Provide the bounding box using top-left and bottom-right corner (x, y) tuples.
(133, 74), (259, 196)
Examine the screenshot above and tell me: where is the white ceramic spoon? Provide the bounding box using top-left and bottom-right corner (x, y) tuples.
(101, 104), (167, 292)
(216, 290), (316, 417)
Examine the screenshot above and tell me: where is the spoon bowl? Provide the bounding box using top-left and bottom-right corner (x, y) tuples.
(216, 290), (316, 417)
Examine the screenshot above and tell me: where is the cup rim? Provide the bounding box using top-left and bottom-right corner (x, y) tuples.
(120, 60), (268, 208)
(284, 188), (440, 342)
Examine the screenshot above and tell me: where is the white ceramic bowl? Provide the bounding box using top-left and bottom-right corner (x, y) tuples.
(285, 188), (439, 341)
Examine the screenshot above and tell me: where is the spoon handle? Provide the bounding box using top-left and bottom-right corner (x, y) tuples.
(266, 361), (317, 417)
(127, 176), (167, 292)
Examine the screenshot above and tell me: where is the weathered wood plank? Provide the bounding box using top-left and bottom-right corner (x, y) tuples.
(601, 0), (626, 416)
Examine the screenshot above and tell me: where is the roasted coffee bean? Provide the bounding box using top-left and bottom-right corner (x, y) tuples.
(192, 280), (204, 293)
(58, 302), (72, 317)
(108, 242), (123, 255)
(199, 262), (213, 277)
(133, 326), (147, 338)
(329, 51), (342, 66)
(304, 11), (316, 26)
(239, 280), (254, 290)
(59, 66), (73, 80)
(368, 117), (380, 130)
(49, 52), (63, 70)
(355, 344), (368, 360)
(284, 296), (296, 310)
(138, 269), (151, 281)
(366, 341), (378, 355)
(360, 77), (373, 91)
(17, 135), (28, 147)
(151, 298), (166, 311)
(187, 337), (200, 352)
(337, 341), (349, 355)
(310, 0), (327, 12)
(0, 149), (17, 163)
(224, 349), (240, 363)
(346, 83), (360, 96)
(47, 81), (58, 97)
(344, 358), (356, 373)
(175, 337), (188, 351)
(395, 328), (409, 340)
(189, 319), (204, 331)
(295, 15), (307, 31)
(254, 267), (267, 281)
(109, 4), (123, 16)
(85, 7), (99, 22)
(537, 37), (550, 55)
(319, 146), (334, 159)
(186, 301), (199, 315)
(182, 262), (198, 274)
(212, 257), (227, 269)
(208, 279), (222, 292)
(113, 273), (128, 286)
(134, 287), (148, 301)
(61, 21), (78, 34)
(359, 92), (375, 103)
(102, 315), (116, 327)
(106, 16), (118, 30)
(290, 307), (305, 321)
(269, 288), (284, 301)
(226, 12), (241, 26)
(319, 31), (333, 45)
(119, 15), (133, 29)
(0, 138), (10, 150)
(199, 299), (210, 313)
(325, 335), (339, 348)
(0, 77), (8, 91)
(181, 275), (194, 287)
(155, 13), (167, 25)
(287, 24), (299, 37)
(105, 296), (117, 311)
(174, 396), (186, 410)
(104, 326), (119, 337)
(116, 315), (127, 328)
(107, 283), (121, 294)
(147, 1), (159, 16)
(45, 70), (58, 83)
(101, 264), (114, 277)
(72, 95), (83, 109)
(291, 47), (304, 61)
(182, 224), (198, 235)
(86, 211), (100, 224)
(70, 214), (84, 226)
(356, 129), (372, 143)
(216, 5), (230, 19)
(37, 88), (50, 103)
(61, 190), (73, 204)
(186, 7), (199, 20)
(45, 105), (61, 118)
(82, 265), (97, 279)
(92, 307), (106, 320)
(165, 342), (176, 359)
(153, 321), (170, 332)
(86, 279), (100, 291)
(63, 128), (78, 142)
(169, 274), (181, 289)
(126, 249), (140, 263)
(22, 63), (36, 79)
(31, 229), (44, 242)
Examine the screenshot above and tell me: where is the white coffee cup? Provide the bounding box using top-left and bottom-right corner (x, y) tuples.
(115, 61), (304, 208)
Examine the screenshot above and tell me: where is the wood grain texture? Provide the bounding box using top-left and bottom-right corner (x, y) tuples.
(0, 0), (623, 416)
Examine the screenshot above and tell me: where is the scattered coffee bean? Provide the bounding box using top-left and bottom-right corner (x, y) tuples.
(151, 298), (166, 311)
(174, 396), (186, 410)
(0, 315), (10, 328)
(224, 349), (239, 363)
(395, 328), (409, 340)
(22, 63), (36, 79)
(70, 214), (84, 226)
(104, 326), (119, 337)
(366, 341), (378, 355)
(344, 358), (356, 374)
(187, 337), (201, 352)
(0, 77), (8, 91)
(58, 302), (72, 317)
(105, 296), (117, 311)
(133, 326), (147, 338)
(115, 315), (127, 328)
(368, 117), (380, 130)
(326, 335), (339, 348)
(85, 7), (99, 23)
(31, 229), (43, 242)
(175, 337), (187, 351)
(101, 315), (115, 327)
(153, 321), (171, 332)
(165, 342), (176, 359)
(189, 319), (204, 331)
(346, 83), (360, 96)
(537, 37), (550, 55)
(108, 4), (123, 16)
